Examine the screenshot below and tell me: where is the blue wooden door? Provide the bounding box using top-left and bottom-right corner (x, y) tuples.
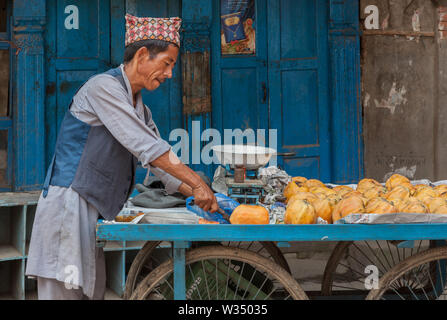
(212, 0), (331, 181)
(45, 0), (111, 167)
(267, 0), (331, 181)
(211, 0), (269, 155)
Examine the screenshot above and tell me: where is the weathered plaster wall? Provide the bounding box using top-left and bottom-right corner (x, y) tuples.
(436, 5), (447, 179)
(361, 0), (447, 182)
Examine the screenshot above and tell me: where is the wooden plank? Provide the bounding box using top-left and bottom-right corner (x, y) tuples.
(104, 251), (125, 298)
(0, 191), (40, 206)
(0, 245), (22, 261)
(103, 241), (124, 252)
(124, 241), (146, 250)
(182, 51), (212, 115)
(11, 206), (25, 256)
(96, 223), (447, 242)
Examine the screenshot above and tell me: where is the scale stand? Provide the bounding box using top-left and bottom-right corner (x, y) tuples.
(224, 164), (265, 205)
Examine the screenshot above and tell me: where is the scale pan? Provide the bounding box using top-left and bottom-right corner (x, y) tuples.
(211, 144), (277, 170)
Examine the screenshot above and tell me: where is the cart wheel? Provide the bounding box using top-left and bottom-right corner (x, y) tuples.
(321, 240), (436, 297)
(366, 246), (447, 300)
(123, 240), (289, 299)
(129, 245), (308, 300)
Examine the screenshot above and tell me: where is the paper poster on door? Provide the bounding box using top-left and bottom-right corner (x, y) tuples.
(221, 0), (255, 55)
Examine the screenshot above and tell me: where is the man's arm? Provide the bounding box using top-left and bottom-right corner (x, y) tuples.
(178, 183), (193, 197)
(150, 150), (217, 212)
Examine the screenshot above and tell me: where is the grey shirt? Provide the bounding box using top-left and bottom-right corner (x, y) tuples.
(26, 65), (181, 298)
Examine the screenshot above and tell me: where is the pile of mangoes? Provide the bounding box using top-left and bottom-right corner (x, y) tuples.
(283, 174), (447, 225)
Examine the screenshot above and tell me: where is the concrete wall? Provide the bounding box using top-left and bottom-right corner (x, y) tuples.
(360, 0), (447, 182)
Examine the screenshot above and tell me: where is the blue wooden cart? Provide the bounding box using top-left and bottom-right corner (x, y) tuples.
(96, 223), (447, 300)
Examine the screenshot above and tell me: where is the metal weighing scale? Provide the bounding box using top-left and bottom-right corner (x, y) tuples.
(212, 145), (277, 205)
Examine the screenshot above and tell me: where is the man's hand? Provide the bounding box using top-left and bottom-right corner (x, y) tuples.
(192, 183), (219, 213)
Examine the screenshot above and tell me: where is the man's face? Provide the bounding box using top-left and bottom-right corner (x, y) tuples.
(137, 44), (179, 91)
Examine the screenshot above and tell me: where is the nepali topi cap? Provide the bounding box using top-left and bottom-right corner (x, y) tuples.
(125, 13), (182, 47)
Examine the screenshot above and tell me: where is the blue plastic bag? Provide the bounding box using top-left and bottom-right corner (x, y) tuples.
(186, 193), (240, 224)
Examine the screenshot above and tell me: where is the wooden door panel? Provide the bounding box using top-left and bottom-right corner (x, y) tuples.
(284, 157), (319, 178)
(268, 0), (330, 181)
(280, 69), (319, 147)
(279, 0), (317, 59)
(45, 0), (110, 167)
(55, 70), (97, 130)
(221, 68), (260, 131)
(56, 0), (108, 59)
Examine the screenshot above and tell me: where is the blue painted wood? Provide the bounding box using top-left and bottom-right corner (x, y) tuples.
(328, 0), (363, 184)
(268, 0), (330, 182)
(45, 0), (111, 171)
(12, 1), (46, 191)
(110, 0), (125, 67)
(96, 224), (447, 242)
(180, 0), (214, 178)
(276, 241), (291, 248)
(104, 250), (126, 297)
(211, 0), (269, 168)
(0, 1), (13, 191)
(173, 241), (187, 300)
(185, 113), (214, 178)
(182, 0), (211, 53)
(0, 119), (12, 130)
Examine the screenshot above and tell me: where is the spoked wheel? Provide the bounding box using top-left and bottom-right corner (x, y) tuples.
(321, 240), (435, 298)
(129, 246), (307, 300)
(123, 240), (290, 299)
(367, 246), (447, 300)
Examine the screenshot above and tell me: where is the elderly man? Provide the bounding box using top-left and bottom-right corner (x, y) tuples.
(25, 14), (218, 300)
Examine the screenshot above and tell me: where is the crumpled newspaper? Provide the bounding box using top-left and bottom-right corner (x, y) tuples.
(258, 166), (291, 205)
(257, 166), (291, 223)
(211, 166), (228, 195)
(259, 202), (286, 224)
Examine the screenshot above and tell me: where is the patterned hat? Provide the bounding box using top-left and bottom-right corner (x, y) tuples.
(125, 13), (182, 47)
